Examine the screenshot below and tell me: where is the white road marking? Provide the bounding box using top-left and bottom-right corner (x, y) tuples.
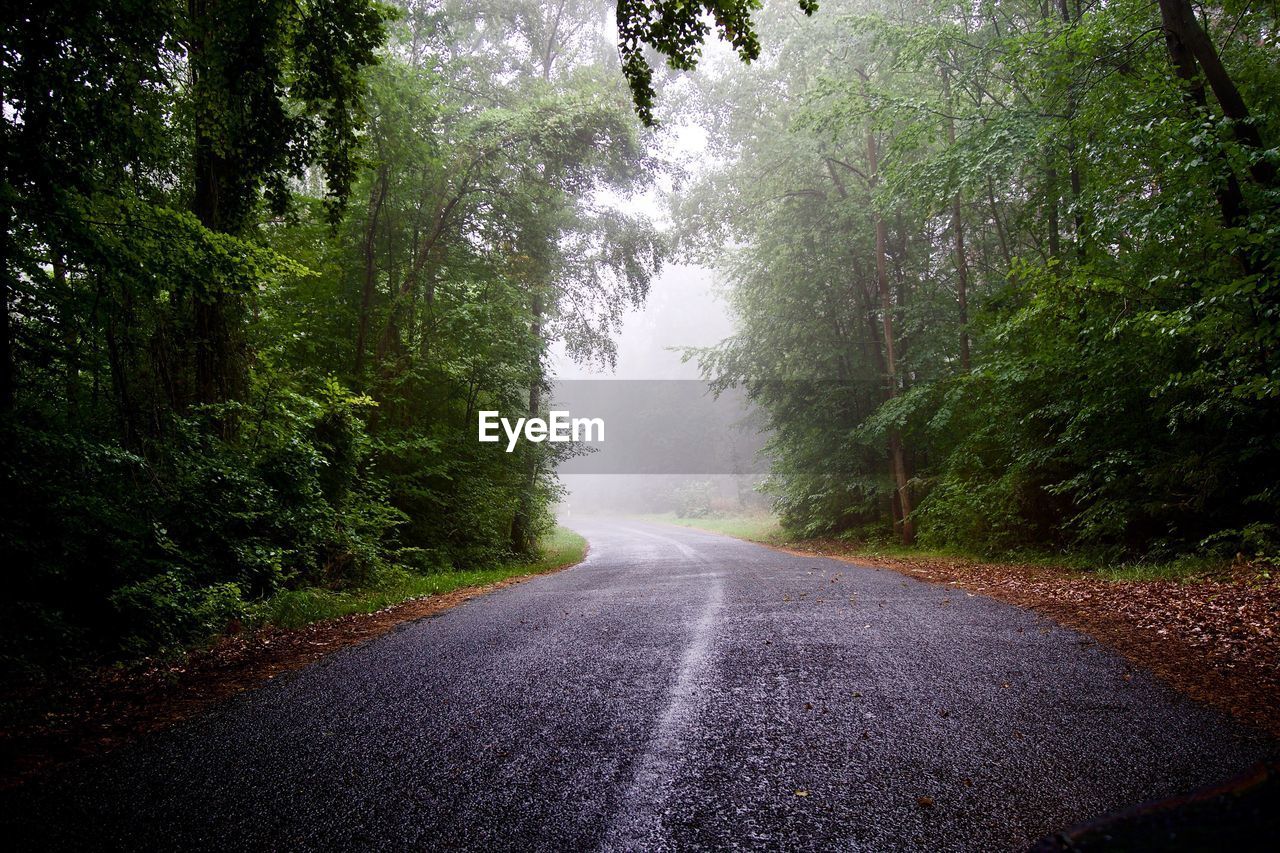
(601, 527), (724, 851)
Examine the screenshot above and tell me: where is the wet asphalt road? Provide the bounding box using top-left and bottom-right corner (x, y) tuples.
(3, 518), (1276, 851)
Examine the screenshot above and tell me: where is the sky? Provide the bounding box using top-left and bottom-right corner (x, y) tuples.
(547, 107), (762, 516)
(549, 118), (732, 382)
(549, 263), (734, 380)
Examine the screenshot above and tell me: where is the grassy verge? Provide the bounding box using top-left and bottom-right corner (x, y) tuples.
(850, 544), (1234, 583)
(634, 512), (787, 544)
(262, 526), (588, 629)
(639, 513), (1236, 583)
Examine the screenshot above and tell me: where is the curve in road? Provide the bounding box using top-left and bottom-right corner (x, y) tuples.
(3, 519), (1274, 851)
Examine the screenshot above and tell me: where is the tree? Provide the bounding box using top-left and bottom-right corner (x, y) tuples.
(674, 0), (1280, 557)
(184, 0), (389, 407)
(616, 0), (819, 125)
(0, 0), (667, 667)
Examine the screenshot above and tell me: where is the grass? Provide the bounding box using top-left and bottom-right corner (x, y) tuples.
(635, 512), (786, 544)
(1070, 555), (1230, 583)
(856, 542), (1227, 582)
(640, 513), (1235, 583)
(262, 526), (588, 629)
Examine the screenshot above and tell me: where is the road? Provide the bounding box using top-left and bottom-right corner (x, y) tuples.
(3, 519), (1275, 851)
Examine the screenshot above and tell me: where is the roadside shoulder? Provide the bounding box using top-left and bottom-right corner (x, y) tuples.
(1, 529), (589, 789)
(656, 517), (1279, 739)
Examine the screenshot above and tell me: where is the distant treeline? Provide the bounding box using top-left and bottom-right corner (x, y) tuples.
(677, 0), (1279, 558)
(1, 0), (660, 669)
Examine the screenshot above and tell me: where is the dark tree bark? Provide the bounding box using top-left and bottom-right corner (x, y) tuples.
(510, 292), (544, 555)
(941, 65), (971, 372)
(1160, 0), (1275, 188)
(53, 254), (80, 418)
(867, 127), (914, 546)
(377, 180), (468, 362)
(188, 0), (245, 411)
(953, 194), (971, 371)
(986, 175), (1012, 268)
(355, 164), (389, 375)
(1045, 155), (1061, 260)
(1, 184), (13, 413)
(1158, 0), (1248, 226)
(1058, 0), (1085, 259)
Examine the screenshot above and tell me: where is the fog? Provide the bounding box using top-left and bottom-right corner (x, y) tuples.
(550, 263), (770, 519)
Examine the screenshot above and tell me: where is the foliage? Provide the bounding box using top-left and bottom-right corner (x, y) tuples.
(0, 0), (660, 672)
(616, 0), (819, 125)
(263, 525), (587, 629)
(675, 0), (1280, 560)
(673, 480), (715, 518)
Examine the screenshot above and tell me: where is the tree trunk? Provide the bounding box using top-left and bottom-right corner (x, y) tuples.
(510, 292), (544, 555)
(986, 175), (1012, 268)
(355, 164), (388, 376)
(105, 302), (133, 448)
(941, 66), (971, 373)
(1057, 0), (1086, 261)
(1045, 156), (1061, 260)
(377, 190), (462, 361)
(867, 128), (914, 546)
(1158, 0), (1248, 226)
(53, 254), (81, 418)
(1, 180), (13, 413)
(188, 0), (244, 412)
(952, 195), (971, 371)
(1159, 0), (1275, 188)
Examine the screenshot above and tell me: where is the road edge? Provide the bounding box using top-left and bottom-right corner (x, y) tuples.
(1, 536), (591, 790)
(641, 518), (1280, 740)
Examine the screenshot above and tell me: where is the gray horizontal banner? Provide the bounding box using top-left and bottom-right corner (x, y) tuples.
(512, 380), (771, 475)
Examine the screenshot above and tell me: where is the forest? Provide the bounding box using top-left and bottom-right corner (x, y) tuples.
(1, 0), (662, 670)
(2, 0), (1277, 675)
(675, 0), (1279, 558)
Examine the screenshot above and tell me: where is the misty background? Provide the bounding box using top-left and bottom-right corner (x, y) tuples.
(549, 262), (772, 518)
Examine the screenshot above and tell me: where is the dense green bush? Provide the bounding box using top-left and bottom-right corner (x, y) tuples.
(0, 377), (403, 670)
(673, 481), (715, 518)
(1, 0), (657, 676)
